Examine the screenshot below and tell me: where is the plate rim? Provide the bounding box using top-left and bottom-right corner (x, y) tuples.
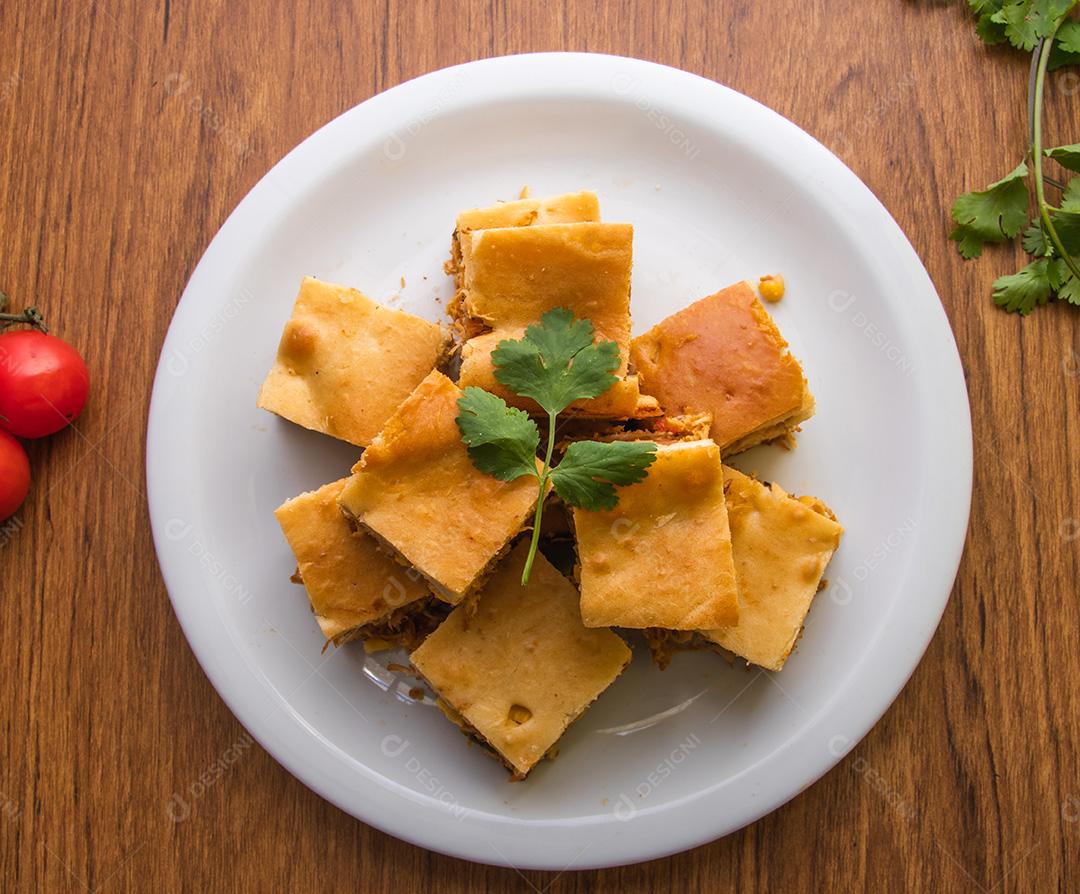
(146, 51), (973, 869)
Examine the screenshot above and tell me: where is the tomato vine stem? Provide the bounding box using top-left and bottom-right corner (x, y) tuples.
(0, 305), (48, 332)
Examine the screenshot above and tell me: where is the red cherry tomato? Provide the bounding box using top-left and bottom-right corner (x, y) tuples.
(0, 330), (90, 438)
(0, 429), (30, 520)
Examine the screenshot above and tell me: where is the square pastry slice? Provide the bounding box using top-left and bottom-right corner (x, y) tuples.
(455, 189), (600, 234)
(257, 277), (448, 447)
(448, 190), (601, 335)
(630, 281), (814, 455)
(337, 371), (541, 605)
(274, 478), (442, 650)
(410, 541), (631, 778)
(456, 222), (659, 418)
(701, 467), (843, 671)
(573, 439), (741, 630)
(451, 190), (600, 275)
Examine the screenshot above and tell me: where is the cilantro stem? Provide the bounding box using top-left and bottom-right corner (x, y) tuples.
(1032, 29), (1080, 282)
(521, 411), (557, 585)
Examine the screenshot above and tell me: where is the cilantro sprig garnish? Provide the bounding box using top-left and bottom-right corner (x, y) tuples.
(950, 1), (1080, 314)
(456, 308), (657, 584)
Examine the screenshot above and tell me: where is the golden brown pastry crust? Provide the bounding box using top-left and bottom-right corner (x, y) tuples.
(337, 371), (542, 604)
(447, 191), (602, 332)
(456, 222), (658, 418)
(257, 277), (448, 447)
(456, 191), (601, 237)
(573, 439), (741, 630)
(630, 281), (814, 455)
(409, 542), (631, 777)
(702, 467), (843, 671)
(274, 478), (430, 641)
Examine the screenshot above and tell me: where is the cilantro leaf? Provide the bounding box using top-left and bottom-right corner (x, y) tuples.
(1044, 257), (1078, 306)
(1020, 191), (1080, 260)
(991, 1), (1075, 51)
(1046, 144), (1080, 172)
(976, 13), (1010, 43)
(1061, 177), (1080, 212)
(551, 440), (658, 511)
(457, 309), (651, 584)
(455, 386), (540, 482)
(1058, 272), (1080, 305)
(1050, 210), (1080, 256)
(1050, 21), (1080, 67)
(1050, 257), (1071, 288)
(992, 258), (1058, 313)
(950, 163), (1030, 259)
(1059, 18), (1080, 52)
(491, 308), (620, 415)
(1038, 179), (1080, 257)
(977, 0), (1080, 62)
(1022, 221), (1050, 255)
(970, 0), (1009, 43)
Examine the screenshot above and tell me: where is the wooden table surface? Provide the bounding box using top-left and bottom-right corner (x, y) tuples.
(3, 1), (1079, 890)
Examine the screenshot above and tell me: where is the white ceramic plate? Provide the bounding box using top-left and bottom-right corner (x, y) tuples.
(147, 53), (972, 869)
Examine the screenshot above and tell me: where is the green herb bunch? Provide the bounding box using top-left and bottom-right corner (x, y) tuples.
(951, 1), (1080, 313)
(455, 308), (657, 585)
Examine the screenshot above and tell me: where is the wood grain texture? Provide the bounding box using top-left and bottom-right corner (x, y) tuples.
(2, 0), (1079, 890)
